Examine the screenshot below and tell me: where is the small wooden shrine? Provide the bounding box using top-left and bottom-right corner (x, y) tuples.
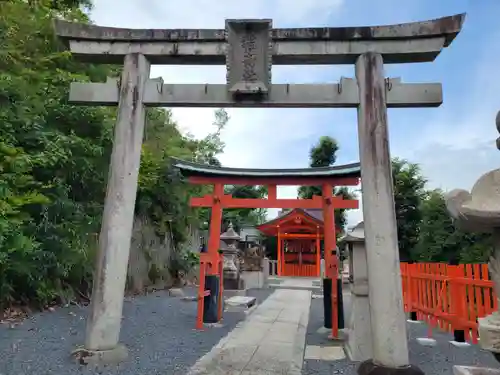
(257, 208), (339, 277)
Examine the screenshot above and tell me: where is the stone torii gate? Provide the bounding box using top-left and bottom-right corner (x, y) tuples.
(55, 13), (465, 374)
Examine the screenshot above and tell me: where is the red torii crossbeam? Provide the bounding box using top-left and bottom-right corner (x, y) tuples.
(190, 193), (358, 209)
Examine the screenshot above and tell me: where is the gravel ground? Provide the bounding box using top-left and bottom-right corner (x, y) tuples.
(302, 296), (500, 375)
(303, 297), (357, 375)
(0, 287), (273, 375)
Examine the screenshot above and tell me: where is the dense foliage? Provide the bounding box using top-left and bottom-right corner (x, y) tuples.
(0, 0), (226, 308)
(392, 160), (491, 263)
(392, 159), (427, 261)
(297, 136), (356, 231)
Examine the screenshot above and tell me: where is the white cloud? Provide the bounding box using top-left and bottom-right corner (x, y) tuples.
(393, 31), (500, 194)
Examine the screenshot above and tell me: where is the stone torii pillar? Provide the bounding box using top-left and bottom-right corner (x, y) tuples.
(78, 54), (150, 363)
(53, 14), (465, 370)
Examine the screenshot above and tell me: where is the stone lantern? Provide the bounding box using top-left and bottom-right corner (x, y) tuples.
(445, 111), (500, 375)
(220, 223), (244, 290)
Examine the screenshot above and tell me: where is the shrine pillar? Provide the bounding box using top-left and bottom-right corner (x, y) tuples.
(277, 226), (282, 276)
(355, 53), (420, 375)
(204, 183), (224, 323)
(321, 184), (339, 337)
(83, 53), (150, 362)
(316, 226), (321, 277)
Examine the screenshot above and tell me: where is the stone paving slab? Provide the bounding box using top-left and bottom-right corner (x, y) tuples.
(187, 289), (311, 375)
(271, 277), (321, 291)
(304, 345), (346, 361)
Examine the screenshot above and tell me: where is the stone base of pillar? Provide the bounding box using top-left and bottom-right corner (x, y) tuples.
(203, 275), (220, 323)
(358, 359), (424, 375)
(72, 344), (128, 366)
(346, 285), (373, 361)
(453, 365), (500, 375)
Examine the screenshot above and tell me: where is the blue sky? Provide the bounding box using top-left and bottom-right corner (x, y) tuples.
(89, 0), (500, 226)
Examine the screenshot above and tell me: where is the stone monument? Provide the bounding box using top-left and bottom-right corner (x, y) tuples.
(339, 222), (373, 362)
(241, 245), (264, 272)
(446, 111), (500, 375)
(220, 223), (244, 291)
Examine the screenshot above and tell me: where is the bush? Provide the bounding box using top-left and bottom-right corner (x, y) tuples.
(169, 245), (200, 281)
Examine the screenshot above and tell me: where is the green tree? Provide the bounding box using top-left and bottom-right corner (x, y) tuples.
(222, 185), (268, 232)
(297, 136), (356, 232)
(414, 189), (492, 264)
(392, 158), (427, 261)
(0, 0), (116, 306)
(0, 0), (228, 308)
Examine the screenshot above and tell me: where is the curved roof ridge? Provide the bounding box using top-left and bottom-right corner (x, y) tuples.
(257, 208), (324, 229)
(171, 157), (361, 178)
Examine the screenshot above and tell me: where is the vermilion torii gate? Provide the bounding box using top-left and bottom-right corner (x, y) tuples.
(172, 158), (359, 335)
(55, 13), (465, 374)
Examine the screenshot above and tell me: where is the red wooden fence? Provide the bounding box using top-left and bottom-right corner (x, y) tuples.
(400, 262), (497, 344)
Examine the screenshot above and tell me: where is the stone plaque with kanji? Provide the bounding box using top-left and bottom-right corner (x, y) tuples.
(225, 19), (272, 98)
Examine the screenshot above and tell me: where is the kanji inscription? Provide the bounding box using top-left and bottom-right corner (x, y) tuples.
(225, 19), (271, 97)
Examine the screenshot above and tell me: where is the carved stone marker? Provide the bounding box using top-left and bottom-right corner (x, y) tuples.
(241, 246), (264, 272)
(226, 19), (271, 98)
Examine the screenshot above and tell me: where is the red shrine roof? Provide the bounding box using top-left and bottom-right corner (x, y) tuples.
(257, 208), (325, 235)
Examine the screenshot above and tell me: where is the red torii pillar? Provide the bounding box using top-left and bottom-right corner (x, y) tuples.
(322, 183), (340, 339)
(316, 225), (321, 277)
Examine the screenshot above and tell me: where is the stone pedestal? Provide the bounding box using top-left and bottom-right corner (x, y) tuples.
(263, 257), (270, 285)
(239, 246), (266, 289)
(453, 366), (500, 375)
(346, 241), (373, 362)
(478, 312), (500, 357)
(222, 248), (243, 290)
(241, 270), (266, 289)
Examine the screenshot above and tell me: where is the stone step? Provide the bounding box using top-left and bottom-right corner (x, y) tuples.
(224, 295), (258, 314)
(225, 296), (257, 308)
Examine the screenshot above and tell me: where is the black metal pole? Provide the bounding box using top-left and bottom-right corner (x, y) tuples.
(323, 278), (332, 328)
(322, 277), (344, 329)
(453, 329), (465, 343)
(337, 277), (345, 329)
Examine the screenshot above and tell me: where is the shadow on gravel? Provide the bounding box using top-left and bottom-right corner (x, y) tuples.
(0, 287), (273, 375)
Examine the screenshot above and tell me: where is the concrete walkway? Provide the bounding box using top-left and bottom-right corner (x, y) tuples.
(187, 289), (312, 375)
